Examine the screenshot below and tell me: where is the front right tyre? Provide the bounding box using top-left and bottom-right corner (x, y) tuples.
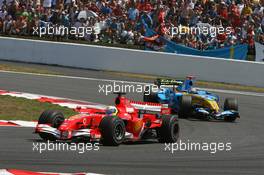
(223, 98), (238, 122)
(143, 86), (158, 103)
(224, 98), (238, 111)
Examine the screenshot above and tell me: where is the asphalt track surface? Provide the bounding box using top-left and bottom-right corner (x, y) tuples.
(0, 62), (264, 175)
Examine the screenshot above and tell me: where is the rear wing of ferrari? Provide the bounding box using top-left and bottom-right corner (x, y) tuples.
(130, 101), (171, 115)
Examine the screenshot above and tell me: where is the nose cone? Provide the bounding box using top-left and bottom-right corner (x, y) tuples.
(58, 124), (70, 131)
(58, 120), (75, 131)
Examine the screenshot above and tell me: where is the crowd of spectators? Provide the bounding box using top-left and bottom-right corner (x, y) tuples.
(0, 0), (263, 51)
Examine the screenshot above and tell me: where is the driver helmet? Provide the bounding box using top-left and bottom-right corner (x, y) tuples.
(190, 87), (197, 93)
(106, 106), (118, 115)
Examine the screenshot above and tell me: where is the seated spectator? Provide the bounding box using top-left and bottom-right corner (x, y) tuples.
(128, 4), (139, 21)
(0, 0), (262, 55)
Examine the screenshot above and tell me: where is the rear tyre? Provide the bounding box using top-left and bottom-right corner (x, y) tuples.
(143, 86), (158, 103)
(157, 115), (179, 143)
(224, 98), (238, 111)
(178, 95), (192, 118)
(38, 110), (65, 141)
(99, 116), (125, 146)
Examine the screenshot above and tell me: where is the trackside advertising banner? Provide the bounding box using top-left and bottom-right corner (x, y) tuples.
(143, 20), (248, 60)
(255, 42), (264, 62)
(164, 40), (248, 60)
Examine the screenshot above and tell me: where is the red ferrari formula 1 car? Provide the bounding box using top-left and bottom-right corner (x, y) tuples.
(35, 93), (179, 146)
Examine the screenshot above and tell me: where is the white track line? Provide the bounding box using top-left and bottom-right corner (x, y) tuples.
(0, 169), (103, 175)
(0, 70), (264, 97)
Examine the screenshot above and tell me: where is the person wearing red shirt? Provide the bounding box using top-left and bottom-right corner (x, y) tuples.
(137, 0), (153, 12)
(229, 8), (241, 28)
(218, 2), (228, 19)
(87, 2), (99, 13)
(247, 25), (255, 48)
(217, 32), (227, 47)
(113, 4), (123, 17)
(229, 1), (239, 15)
(158, 7), (166, 24)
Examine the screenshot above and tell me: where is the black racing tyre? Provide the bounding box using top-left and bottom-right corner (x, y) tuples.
(224, 98), (238, 111)
(38, 110), (65, 128)
(224, 116), (237, 122)
(99, 116), (125, 146)
(178, 95), (192, 118)
(38, 110), (65, 141)
(157, 115), (179, 143)
(143, 86), (158, 103)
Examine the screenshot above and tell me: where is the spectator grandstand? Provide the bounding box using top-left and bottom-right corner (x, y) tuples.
(0, 0), (263, 53)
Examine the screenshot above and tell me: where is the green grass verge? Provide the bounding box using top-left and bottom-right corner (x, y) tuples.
(0, 95), (78, 121)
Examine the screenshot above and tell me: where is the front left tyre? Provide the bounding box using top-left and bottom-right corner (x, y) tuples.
(38, 110), (65, 141)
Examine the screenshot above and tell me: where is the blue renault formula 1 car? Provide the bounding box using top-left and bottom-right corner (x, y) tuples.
(143, 77), (240, 122)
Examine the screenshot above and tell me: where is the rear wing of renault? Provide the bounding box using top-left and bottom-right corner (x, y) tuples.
(155, 76), (195, 91)
(155, 78), (183, 87)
